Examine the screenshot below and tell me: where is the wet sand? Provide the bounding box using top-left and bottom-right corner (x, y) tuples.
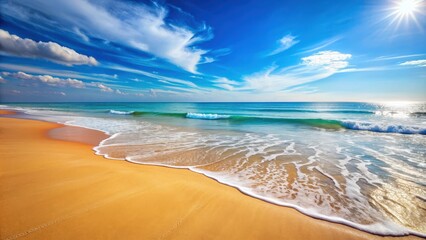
(0, 109), (16, 115)
(0, 116), (421, 240)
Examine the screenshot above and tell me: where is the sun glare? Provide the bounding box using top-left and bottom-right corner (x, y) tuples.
(397, 0), (419, 15)
(386, 0), (424, 28)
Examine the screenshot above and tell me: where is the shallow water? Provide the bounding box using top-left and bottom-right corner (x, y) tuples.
(3, 102), (425, 236)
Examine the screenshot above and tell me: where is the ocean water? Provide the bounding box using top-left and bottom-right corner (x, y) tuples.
(2, 102), (425, 236)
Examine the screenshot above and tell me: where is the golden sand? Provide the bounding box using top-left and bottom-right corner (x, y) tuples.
(0, 117), (421, 240)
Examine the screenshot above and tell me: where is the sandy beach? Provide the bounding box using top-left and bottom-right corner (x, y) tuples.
(0, 115), (422, 240)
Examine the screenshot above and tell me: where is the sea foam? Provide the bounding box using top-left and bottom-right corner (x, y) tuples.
(109, 110), (134, 115)
(186, 112), (230, 120)
(341, 120), (426, 135)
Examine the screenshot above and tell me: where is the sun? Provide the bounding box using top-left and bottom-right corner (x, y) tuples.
(395, 0), (421, 16)
(386, 0), (424, 28)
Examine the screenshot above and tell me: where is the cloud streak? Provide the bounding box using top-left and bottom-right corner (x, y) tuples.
(212, 77), (239, 91)
(110, 65), (202, 89)
(242, 51), (351, 92)
(268, 34), (299, 56)
(0, 29), (98, 66)
(400, 59), (426, 67)
(297, 36), (341, 55)
(373, 54), (425, 61)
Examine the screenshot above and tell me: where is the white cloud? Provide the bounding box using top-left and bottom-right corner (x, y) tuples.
(2, 71), (121, 94)
(3, 71), (85, 88)
(212, 77), (239, 91)
(4, 0), (212, 73)
(0, 29), (98, 66)
(93, 83), (113, 92)
(302, 51), (351, 70)
(73, 27), (89, 42)
(242, 50), (351, 92)
(268, 34), (299, 56)
(0, 63), (123, 83)
(400, 59), (426, 67)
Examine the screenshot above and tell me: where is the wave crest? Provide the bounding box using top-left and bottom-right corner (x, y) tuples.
(186, 112), (230, 120)
(341, 121), (426, 135)
(109, 110), (134, 115)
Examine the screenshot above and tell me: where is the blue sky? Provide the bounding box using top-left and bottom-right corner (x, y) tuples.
(0, 0), (425, 102)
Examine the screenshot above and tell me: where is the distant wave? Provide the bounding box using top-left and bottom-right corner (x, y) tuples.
(186, 113), (343, 129)
(374, 111), (426, 117)
(108, 110), (426, 135)
(341, 121), (426, 135)
(131, 111), (185, 118)
(109, 110), (134, 115)
(410, 111), (426, 117)
(186, 112), (230, 120)
(248, 108), (376, 114)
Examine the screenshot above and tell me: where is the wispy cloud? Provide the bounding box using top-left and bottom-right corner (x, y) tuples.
(73, 27), (89, 42)
(400, 59), (426, 67)
(212, 77), (240, 91)
(148, 88), (189, 97)
(283, 85), (319, 94)
(338, 67), (389, 73)
(110, 65), (202, 89)
(0, 29), (98, 66)
(3, 0), (213, 73)
(242, 51), (351, 92)
(297, 36), (341, 55)
(91, 73), (118, 79)
(373, 54), (425, 61)
(267, 34), (299, 56)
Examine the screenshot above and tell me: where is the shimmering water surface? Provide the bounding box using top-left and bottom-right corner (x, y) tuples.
(3, 102), (425, 236)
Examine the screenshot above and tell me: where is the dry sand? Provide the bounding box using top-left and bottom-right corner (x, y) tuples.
(0, 116), (421, 240)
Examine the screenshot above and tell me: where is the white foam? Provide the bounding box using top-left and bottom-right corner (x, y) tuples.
(186, 112), (230, 120)
(341, 120), (426, 134)
(109, 110), (134, 115)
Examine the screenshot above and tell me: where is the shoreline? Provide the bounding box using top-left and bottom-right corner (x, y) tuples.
(0, 114), (422, 239)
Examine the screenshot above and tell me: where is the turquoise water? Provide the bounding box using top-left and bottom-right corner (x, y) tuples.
(2, 102), (426, 236)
